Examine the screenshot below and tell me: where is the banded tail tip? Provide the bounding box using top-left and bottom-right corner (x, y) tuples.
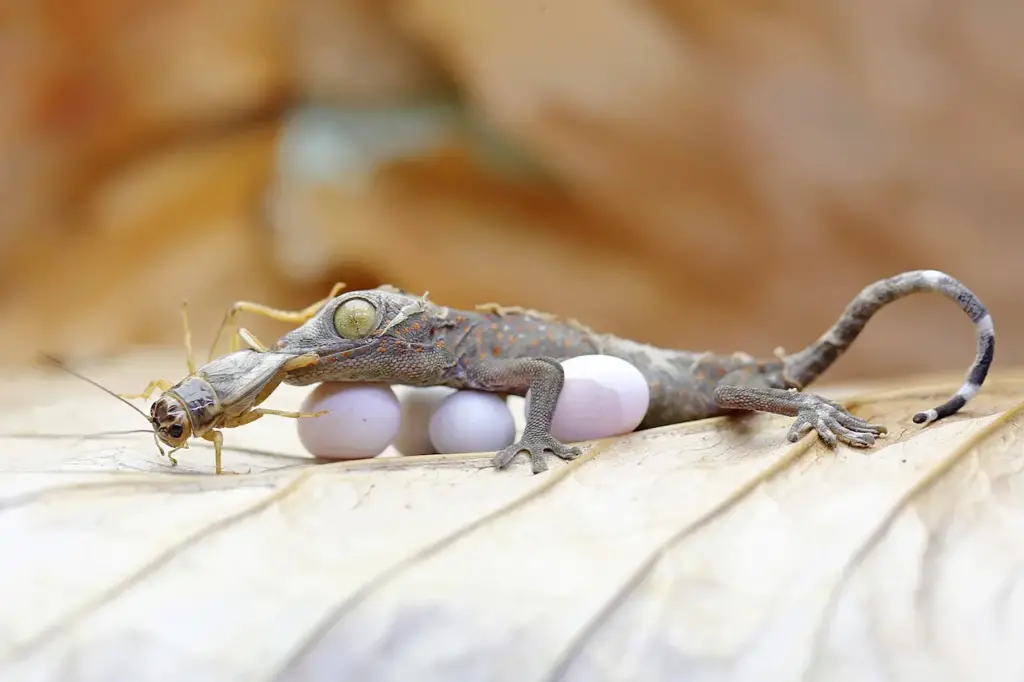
(912, 409), (939, 425)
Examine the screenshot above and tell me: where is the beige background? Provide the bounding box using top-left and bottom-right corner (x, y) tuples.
(1, 0), (1020, 384)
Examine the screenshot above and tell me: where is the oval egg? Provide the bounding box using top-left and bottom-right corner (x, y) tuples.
(429, 390), (516, 454)
(526, 354), (650, 442)
(297, 382), (402, 459)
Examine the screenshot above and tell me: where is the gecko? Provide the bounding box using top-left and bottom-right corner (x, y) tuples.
(229, 270), (994, 474)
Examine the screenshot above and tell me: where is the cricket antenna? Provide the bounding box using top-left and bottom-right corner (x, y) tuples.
(41, 354), (151, 421)
(39, 354), (167, 457)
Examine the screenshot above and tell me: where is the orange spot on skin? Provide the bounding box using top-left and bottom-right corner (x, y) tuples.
(378, 346), (387, 353)
(492, 346), (501, 356)
(415, 346), (423, 353)
(435, 340), (445, 349)
(411, 322), (422, 331)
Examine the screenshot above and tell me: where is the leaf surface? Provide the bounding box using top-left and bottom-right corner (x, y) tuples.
(1, 352), (1023, 682)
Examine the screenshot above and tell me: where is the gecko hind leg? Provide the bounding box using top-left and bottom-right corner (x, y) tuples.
(714, 385), (887, 448)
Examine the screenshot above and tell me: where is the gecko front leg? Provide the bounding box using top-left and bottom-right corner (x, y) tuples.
(467, 357), (583, 473)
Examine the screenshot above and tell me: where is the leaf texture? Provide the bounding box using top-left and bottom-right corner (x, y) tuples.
(1, 351), (1023, 682)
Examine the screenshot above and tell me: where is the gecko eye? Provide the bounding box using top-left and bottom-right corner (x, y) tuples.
(333, 298), (377, 339)
(168, 424), (184, 439)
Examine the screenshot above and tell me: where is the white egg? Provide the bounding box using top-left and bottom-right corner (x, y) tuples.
(391, 386), (457, 456)
(526, 355), (650, 442)
(297, 382), (402, 459)
(428, 390), (516, 454)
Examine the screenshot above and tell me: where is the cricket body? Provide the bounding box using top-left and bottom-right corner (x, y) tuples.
(258, 269), (994, 474)
(120, 306), (324, 473)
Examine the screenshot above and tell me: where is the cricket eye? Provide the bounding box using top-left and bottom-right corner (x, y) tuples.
(333, 298), (377, 339)
(168, 424), (184, 439)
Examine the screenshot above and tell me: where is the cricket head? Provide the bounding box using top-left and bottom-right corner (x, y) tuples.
(149, 394), (192, 448)
(272, 288), (447, 385)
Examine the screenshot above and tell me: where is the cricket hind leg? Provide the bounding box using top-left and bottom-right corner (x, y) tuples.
(208, 281), (347, 361)
(221, 405), (327, 432)
(121, 301), (197, 402)
(712, 368), (887, 448)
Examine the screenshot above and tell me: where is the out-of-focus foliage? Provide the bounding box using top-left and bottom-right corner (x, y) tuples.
(1, 0), (1021, 381)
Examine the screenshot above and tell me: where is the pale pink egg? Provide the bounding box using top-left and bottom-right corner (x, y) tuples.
(391, 386), (457, 456)
(297, 382), (402, 459)
(526, 355), (650, 442)
(429, 390), (516, 454)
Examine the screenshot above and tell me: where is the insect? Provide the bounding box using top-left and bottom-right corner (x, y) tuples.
(51, 302), (329, 474)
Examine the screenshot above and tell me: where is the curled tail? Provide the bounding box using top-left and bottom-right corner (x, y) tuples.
(782, 270), (995, 425)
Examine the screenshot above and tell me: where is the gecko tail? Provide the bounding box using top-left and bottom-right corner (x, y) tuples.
(781, 270), (995, 425)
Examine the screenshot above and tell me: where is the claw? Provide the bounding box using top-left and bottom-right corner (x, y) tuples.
(493, 432), (582, 474)
(787, 394), (886, 448)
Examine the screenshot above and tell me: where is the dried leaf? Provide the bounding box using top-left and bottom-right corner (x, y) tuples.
(1, 351), (1023, 682)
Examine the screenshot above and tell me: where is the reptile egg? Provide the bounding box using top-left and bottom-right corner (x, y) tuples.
(392, 386), (457, 456)
(527, 355), (650, 442)
(428, 391), (516, 454)
(297, 382), (401, 459)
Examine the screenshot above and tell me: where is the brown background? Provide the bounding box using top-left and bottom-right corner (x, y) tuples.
(1, 0), (1021, 384)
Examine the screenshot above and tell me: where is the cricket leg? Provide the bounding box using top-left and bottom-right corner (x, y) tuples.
(201, 429), (225, 474)
(180, 300), (196, 374)
(238, 327), (268, 352)
(256, 408), (328, 420)
(713, 369), (887, 448)
(223, 407), (327, 431)
(208, 281), (347, 360)
(120, 379), (174, 401)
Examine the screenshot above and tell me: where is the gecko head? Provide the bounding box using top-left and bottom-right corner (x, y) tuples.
(149, 395), (192, 448)
(273, 289), (438, 364)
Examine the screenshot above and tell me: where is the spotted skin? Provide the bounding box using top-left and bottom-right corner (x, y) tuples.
(272, 270), (995, 473)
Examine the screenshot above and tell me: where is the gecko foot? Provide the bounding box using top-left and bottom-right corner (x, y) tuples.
(493, 433), (583, 474)
(787, 394), (887, 448)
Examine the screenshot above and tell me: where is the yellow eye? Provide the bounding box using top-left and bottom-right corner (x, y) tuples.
(333, 298), (377, 339)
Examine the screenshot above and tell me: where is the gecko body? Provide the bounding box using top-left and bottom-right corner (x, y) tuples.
(271, 270), (994, 473)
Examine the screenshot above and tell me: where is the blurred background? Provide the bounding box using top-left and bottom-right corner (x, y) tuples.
(1, 0), (1021, 382)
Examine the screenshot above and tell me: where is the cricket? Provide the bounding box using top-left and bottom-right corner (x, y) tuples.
(49, 286), (354, 474)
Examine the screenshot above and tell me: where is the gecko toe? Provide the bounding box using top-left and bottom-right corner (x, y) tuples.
(530, 452), (549, 474)
(492, 433), (581, 474)
(493, 445), (524, 470)
(791, 395), (886, 448)
(552, 443), (583, 461)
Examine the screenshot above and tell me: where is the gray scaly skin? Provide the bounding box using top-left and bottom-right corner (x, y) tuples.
(271, 270), (995, 473)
